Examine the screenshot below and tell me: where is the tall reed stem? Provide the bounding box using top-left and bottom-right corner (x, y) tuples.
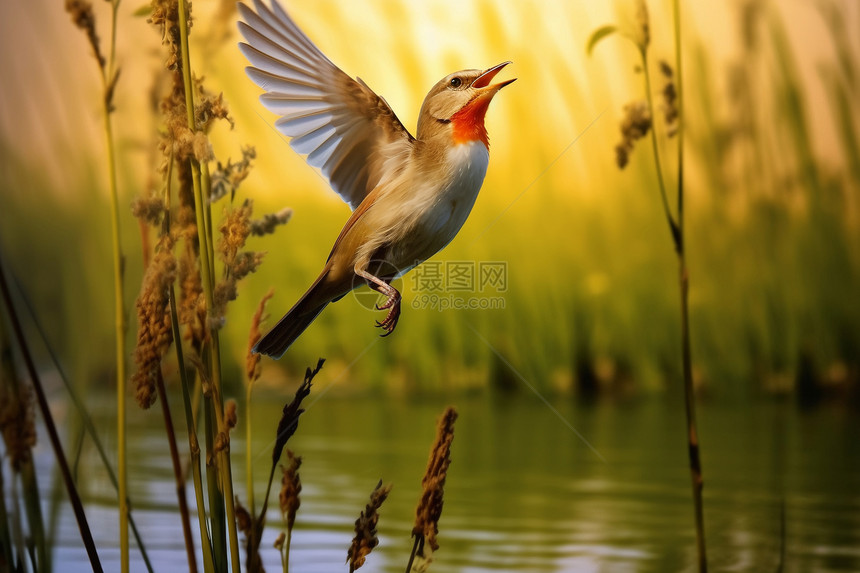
(156, 369), (198, 572)
(245, 382), (255, 515)
(169, 285), (216, 572)
(100, 27), (129, 573)
(672, 1), (707, 570)
(176, 0), (241, 568)
(640, 49), (680, 248)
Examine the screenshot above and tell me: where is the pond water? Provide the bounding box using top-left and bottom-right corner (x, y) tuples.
(35, 389), (860, 572)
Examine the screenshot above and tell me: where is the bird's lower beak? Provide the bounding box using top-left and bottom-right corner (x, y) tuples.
(471, 61), (517, 93)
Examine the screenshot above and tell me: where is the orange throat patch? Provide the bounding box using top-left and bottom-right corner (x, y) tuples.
(451, 94), (491, 147)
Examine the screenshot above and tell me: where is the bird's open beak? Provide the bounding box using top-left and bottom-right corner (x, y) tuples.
(471, 61), (517, 92)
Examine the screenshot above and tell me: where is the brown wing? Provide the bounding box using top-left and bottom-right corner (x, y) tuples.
(238, 0), (415, 210)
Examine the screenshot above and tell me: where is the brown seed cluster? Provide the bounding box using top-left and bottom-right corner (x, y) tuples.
(659, 60), (679, 137)
(225, 398), (238, 432)
(250, 208), (294, 237)
(132, 234), (178, 409)
(279, 450), (302, 532)
(412, 406), (458, 553)
(211, 146), (257, 202)
(347, 480), (392, 572)
(0, 376), (36, 472)
(65, 0), (105, 69)
(615, 100), (652, 169)
(213, 200), (265, 326)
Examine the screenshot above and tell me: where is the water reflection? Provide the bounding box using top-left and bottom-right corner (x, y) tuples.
(40, 392), (860, 572)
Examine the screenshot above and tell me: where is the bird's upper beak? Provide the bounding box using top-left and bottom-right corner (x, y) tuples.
(470, 61), (517, 93)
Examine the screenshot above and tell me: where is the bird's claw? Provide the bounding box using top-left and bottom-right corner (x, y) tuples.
(374, 296), (400, 336)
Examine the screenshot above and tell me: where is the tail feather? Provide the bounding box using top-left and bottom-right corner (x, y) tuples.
(254, 269), (335, 359)
(253, 299), (328, 358)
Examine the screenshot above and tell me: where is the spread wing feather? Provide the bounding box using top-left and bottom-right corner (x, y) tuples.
(238, 0), (415, 210)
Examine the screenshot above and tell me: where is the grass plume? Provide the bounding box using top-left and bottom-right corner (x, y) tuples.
(277, 450), (302, 573)
(242, 359), (324, 572)
(347, 480), (392, 572)
(407, 406), (457, 572)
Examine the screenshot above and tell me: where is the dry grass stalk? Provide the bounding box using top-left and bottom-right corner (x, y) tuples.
(409, 406), (457, 571)
(347, 480), (392, 572)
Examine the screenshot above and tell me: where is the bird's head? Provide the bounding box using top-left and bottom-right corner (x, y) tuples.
(417, 62), (515, 146)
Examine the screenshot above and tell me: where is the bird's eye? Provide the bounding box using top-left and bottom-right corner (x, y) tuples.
(449, 77), (462, 88)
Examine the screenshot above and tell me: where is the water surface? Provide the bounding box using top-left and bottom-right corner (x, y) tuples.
(39, 391), (860, 572)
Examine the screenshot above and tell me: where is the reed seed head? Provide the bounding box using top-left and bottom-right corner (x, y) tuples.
(250, 208), (294, 237)
(614, 0), (650, 52)
(65, 0), (105, 69)
(225, 398), (238, 432)
(272, 359), (324, 466)
(235, 497), (252, 536)
(412, 406), (458, 554)
(132, 234), (177, 409)
(0, 355), (36, 472)
(211, 146), (257, 202)
(615, 99), (652, 169)
(659, 60), (679, 137)
(347, 480), (392, 572)
(279, 450), (302, 531)
(132, 195), (166, 226)
(212, 200), (265, 325)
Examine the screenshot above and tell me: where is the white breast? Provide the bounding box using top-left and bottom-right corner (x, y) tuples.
(396, 141), (490, 268)
(354, 141), (491, 274)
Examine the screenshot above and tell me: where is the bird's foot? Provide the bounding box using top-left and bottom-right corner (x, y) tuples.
(375, 296), (401, 336)
(353, 264), (402, 337)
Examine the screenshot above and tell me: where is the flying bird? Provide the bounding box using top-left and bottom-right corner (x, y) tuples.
(238, 0), (515, 358)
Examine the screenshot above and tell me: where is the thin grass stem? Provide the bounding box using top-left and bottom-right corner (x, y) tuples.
(13, 279), (154, 571)
(0, 254), (104, 572)
(156, 368), (198, 572)
(284, 529), (292, 573)
(405, 534), (422, 573)
(19, 458), (48, 571)
(91, 0), (129, 563)
(640, 48), (680, 251)
(169, 284), (216, 573)
(0, 460), (12, 569)
(204, 402), (227, 571)
(176, 0), (242, 567)
(672, 2), (707, 570)
(246, 382), (255, 515)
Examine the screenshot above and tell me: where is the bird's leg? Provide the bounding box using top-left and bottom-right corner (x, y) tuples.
(354, 265), (401, 336)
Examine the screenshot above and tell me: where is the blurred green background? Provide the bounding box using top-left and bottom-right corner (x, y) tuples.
(0, 0), (858, 400)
